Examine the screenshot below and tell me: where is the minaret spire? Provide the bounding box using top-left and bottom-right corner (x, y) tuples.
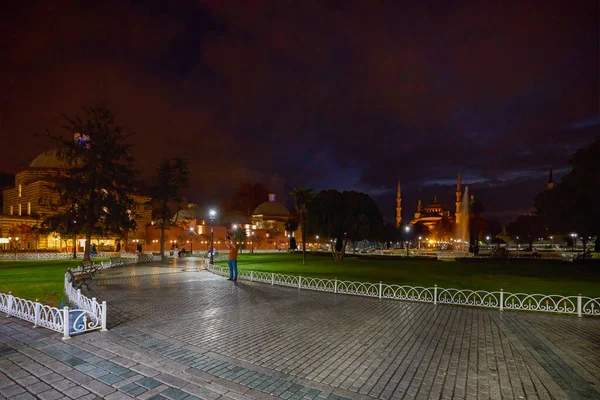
(547, 169), (554, 190)
(396, 180), (402, 227)
(455, 171), (463, 227)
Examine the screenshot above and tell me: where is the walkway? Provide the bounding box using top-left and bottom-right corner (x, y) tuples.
(1, 258), (599, 400)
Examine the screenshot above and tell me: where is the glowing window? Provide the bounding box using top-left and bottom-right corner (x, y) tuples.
(27, 202), (31, 215)
(18, 184), (22, 197)
(18, 204), (22, 216)
(10, 205), (13, 215)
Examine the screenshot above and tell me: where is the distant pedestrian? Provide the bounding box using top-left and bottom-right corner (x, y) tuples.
(90, 243), (97, 257)
(137, 243), (142, 253)
(225, 235), (238, 281)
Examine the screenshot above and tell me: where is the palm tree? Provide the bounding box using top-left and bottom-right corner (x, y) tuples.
(285, 218), (299, 251)
(290, 188), (314, 265)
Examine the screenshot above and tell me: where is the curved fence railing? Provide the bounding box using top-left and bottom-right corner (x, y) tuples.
(0, 274), (107, 339)
(206, 263), (600, 317)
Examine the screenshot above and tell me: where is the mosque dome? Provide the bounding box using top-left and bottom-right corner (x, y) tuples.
(253, 194), (290, 218)
(29, 149), (70, 169)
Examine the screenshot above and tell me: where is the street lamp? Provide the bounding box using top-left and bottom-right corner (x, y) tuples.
(418, 236), (422, 250)
(251, 231), (255, 254)
(189, 227), (194, 255)
(570, 233), (577, 251)
(404, 226), (411, 256)
(209, 209), (217, 264)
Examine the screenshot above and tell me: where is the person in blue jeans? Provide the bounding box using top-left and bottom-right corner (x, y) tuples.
(225, 235), (238, 281)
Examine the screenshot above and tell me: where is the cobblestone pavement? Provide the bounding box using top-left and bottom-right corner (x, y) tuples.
(1, 258), (599, 400)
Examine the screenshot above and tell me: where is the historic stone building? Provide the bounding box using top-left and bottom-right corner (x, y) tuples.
(252, 194), (301, 250)
(0, 150), (152, 251)
(395, 172), (465, 231)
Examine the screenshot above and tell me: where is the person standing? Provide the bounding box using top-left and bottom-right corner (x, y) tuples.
(225, 235), (238, 281)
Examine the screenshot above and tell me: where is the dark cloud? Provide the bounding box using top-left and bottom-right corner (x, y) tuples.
(0, 0), (598, 222)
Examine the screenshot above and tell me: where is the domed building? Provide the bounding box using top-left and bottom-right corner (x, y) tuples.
(0, 149), (152, 252)
(410, 195), (453, 229)
(251, 194), (300, 250)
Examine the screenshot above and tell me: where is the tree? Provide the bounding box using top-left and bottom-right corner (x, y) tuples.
(308, 190), (383, 262)
(470, 200), (484, 248)
(410, 222), (429, 241)
(432, 217), (454, 243)
(233, 227), (248, 251)
(343, 191), (383, 252)
(506, 214), (546, 250)
(253, 233), (265, 250)
(483, 219), (503, 240)
(225, 182), (270, 217)
(290, 188), (314, 265)
(8, 224), (40, 252)
(199, 234), (212, 251)
(284, 218), (299, 250)
(536, 137), (600, 251)
(43, 204), (82, 257)
(151, 157), (190, 258)
(47, 107), (138, 262)
(378, 222), (400, 248)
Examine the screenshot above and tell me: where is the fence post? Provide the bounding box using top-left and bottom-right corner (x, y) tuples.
(7, 292), (14, 316)
(271, 272), (274, 285)
(34, 299), (40, 327)
(298, 275), (302, 289)
(62, 307), (70, 339)
(250, 270), (254, 282)
(500, 289), (504, 312)
(77, 289), (82, 304)
(433, 285), (438, 306)
(334, 278), (337, 294)
(101, 301), (107, 331)
(577, 294), (582, 318)
(379, 281), (382, 299)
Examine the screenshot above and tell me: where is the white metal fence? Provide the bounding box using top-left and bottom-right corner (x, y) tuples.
(0, 251), (160, 261)
(206, 263), (600, 317)
(0, 274), (107, 339)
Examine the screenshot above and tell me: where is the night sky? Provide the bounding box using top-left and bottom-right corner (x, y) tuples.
(1, 1), (598, 222)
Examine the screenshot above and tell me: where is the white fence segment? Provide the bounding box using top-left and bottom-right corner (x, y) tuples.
(0, 274), (107, 339)
(206, 263), (600, 317)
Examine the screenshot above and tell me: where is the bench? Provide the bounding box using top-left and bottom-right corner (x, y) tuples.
(137, 253), (153, 264)
(109, 257), (129, 267)
(67, 268), (92, 290)
(77, 260), (102, 275)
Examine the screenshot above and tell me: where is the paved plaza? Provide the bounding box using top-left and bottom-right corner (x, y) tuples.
(1, 258), (599, 400)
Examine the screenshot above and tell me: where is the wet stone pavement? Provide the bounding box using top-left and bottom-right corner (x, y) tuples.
(1, 258), (599, 400)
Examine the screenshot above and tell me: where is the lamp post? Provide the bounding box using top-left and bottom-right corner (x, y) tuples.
(251, 231), (254, 254)
(189, 227), (194, 255)
(209, 209), (216, 264)
(570, 233), (577, 252)
(418, 236), (422, 250)
(404, 226), (411, 257)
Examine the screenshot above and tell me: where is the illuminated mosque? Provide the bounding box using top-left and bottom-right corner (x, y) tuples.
(395, 172), (468, 231)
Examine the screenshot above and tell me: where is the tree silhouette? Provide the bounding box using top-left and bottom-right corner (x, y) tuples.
(151, 157), (190, 258)
(47, 107), (138, 262)
(290, 188), (314, 264)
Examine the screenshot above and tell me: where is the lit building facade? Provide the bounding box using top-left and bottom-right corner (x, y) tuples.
(0, 150), (152, 252)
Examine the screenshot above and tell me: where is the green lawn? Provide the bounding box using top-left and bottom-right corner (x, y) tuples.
(0, 259), (107, 306)
(217, 253), (600, 297)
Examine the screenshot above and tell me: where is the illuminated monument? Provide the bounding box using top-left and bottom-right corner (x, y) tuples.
(395, 172), (471, 246)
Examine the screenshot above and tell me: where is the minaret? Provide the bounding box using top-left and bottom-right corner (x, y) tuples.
(455, 171), (462, 227)
(547, 169), (554, 190)
(396, 180), (402, 227)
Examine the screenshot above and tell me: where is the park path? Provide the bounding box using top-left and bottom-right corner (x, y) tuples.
(1, 258), (599, 400)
